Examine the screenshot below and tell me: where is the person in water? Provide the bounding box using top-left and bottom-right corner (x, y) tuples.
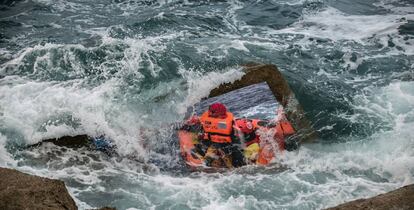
(184, 103), (245, 168)
(181, 103), (297, 167)
(233, 118), (261, 164)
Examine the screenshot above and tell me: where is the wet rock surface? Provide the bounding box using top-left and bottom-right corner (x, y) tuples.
(0, 167), (78, 210)
(326, 184), (414, 210)
(30, 135), (91, 148)
(90, 207), (117, 210)
(0, 167), (117, 210)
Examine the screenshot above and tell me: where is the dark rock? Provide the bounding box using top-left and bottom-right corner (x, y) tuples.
(326, 184), (414, 210)
(399, 20), (414, 36)
(29, 135), (117, 156)
(0, 167), (78, 210)
(29, 134), (91, 148)
(89, 207), (117, 210)
(209, 63), (317, 143)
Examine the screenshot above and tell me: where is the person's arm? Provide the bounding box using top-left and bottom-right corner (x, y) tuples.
(179, 116), (202, 132)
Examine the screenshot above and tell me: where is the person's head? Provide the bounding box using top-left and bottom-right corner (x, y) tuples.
(234, 119), (254, 134)
(208, 103), (227, 118)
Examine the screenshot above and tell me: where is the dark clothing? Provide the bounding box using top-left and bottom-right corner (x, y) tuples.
(206, 142), (245, 167)
(181, 117), (246, 167)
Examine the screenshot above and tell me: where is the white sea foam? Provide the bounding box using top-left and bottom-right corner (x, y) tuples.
(283, 80), (414, 206)
(166, 81), (414, 209)
(1, 43), (69, 74)
(49, 22), (63, 29)
(276, 7), (413, 42)
(0, 134), (16, 167)
(0, 75), (154, 159)
(1, 60), (411, 210)
(178, 67), (245, 115)
(0, 21), (186, 158)
(0, 77), (108, 143)
(1, 1), (413, 209)
(0, 49), (12, 61)
(33, 0), (92, 13)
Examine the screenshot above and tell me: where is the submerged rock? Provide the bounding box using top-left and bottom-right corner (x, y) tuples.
(326, 184), (414, 210)
(0, 167), (118, 210)
(0, 167), (77, 210)
(89, 207), (117, 210)
(30, 135), (91, 148)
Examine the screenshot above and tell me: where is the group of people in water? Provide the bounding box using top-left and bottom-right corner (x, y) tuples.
(180, 102), (295, 168)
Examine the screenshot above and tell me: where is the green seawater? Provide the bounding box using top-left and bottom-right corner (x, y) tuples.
(0, 0), (413, 209)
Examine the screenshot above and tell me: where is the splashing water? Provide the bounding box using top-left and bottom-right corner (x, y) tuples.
(1, 0), (413, 209)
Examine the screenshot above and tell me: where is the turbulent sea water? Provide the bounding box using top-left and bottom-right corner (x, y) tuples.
(1, 0), (414, 209)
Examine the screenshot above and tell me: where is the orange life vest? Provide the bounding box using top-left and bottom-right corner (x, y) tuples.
(200, 111), (234, 143)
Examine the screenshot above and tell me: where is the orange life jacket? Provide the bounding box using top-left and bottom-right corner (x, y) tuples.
(280, 121), (295, 135)
(200, 111), (234, 143)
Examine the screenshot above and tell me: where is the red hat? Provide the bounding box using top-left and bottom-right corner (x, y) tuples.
(208, 103), (227, 118)
(235, 119), (254, 133)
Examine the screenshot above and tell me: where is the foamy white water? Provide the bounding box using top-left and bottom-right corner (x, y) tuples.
(0, 0), (413, 209)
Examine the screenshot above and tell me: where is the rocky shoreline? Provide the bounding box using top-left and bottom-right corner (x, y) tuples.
(0, 167), (115, 210)
(326, 184), (414, 210)
(1, 167), (412, 210)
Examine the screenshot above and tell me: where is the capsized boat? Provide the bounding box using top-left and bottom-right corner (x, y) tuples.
(178, 109), (295, 169)
(178, 81), (296, 170)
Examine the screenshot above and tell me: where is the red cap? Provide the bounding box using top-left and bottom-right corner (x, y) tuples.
(208, 103), (227, 118)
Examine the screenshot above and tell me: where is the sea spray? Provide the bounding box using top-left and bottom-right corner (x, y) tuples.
(0, 0), (413, 209)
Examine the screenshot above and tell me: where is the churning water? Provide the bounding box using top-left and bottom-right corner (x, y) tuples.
(1, 0), (413, 209)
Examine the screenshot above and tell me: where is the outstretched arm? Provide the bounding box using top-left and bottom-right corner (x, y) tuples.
(178, 115), (202, 132)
